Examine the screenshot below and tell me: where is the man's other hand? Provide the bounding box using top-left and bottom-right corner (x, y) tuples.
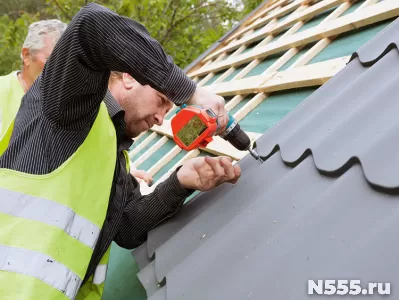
(187, 87), (228, 135)
(177, 156), (241, 191)
(131, 169), (153, 186)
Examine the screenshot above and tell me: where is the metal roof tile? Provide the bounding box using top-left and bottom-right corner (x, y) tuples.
(131, 13), (399, 300)
(255, 45), (399, 189)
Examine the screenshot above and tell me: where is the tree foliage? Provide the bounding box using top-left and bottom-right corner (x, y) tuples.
(0, 0), (260, 76)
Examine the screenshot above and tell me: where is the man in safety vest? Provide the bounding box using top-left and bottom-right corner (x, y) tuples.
(0, 3), (241, 300)
(0, 18), (153, 185)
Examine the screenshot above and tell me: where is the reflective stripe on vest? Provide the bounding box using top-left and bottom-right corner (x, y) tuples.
(0, 245), (81, 299)
(92, 264), (107, 285)
(0, 188), (100, 249)
(0, 102), (117, 299)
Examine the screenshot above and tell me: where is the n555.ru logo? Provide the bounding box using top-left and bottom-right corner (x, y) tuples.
(308, 280), (390, 296)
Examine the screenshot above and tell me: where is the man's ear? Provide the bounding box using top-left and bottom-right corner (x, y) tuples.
(21, 48), (31, 67)
(122, 73), (136, 89)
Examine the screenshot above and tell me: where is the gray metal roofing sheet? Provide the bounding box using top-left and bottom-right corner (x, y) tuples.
(132, 15), (399, 300)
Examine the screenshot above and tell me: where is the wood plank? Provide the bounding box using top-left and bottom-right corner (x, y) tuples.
(150, 119), (261, 160)
(146, 145), (182, 177)
(189, 0), (399, 77)
(210, 55), (349, 96)
(133, 136), (169, 168)
(225, 95), (244, 111)
(211, 73), (276, 96)
(129, 132), (158, 159)
(260, 55), (350, 92)
(203, 0), (344, 63)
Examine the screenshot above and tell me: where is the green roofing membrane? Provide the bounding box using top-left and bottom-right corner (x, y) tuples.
(103, 242), (146, 300)
(139, 138), (177, 171)
(309, 18), (395, 64)
(239, 87), (317, 134)
(296, 6), (337, 33)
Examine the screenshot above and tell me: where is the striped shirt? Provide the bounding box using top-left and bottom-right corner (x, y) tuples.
(0, 3), (195, 283)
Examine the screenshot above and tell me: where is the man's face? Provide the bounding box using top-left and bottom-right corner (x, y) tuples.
(118, 77), (174, 138)
(23, 36), (55, 80)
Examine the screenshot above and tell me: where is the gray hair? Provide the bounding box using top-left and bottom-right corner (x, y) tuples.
(22, 19), (67, 57)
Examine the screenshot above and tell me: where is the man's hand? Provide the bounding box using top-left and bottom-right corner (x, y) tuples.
(186, 87), (228, 135)
(131, 169), (153, 186)
(177, 156), (241, 191)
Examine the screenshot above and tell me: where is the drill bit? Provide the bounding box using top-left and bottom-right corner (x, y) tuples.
(248, 147), (264, 163)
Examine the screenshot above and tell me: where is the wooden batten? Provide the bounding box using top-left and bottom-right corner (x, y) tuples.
(210, 55), (349, 96)
(225, 95), (245, 111)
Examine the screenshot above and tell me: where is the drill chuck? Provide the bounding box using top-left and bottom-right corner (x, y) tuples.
(220, 114), (251, 151)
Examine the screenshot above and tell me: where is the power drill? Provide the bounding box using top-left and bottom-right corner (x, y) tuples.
(171, 104), (262, 161)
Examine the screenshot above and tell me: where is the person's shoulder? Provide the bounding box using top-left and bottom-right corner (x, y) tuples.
(0, 71), (21, 92)
(0, 70), (19, 81)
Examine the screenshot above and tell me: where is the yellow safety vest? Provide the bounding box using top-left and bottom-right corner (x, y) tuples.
(0, 102), (117, 299)
(0, 71), (25, 156)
